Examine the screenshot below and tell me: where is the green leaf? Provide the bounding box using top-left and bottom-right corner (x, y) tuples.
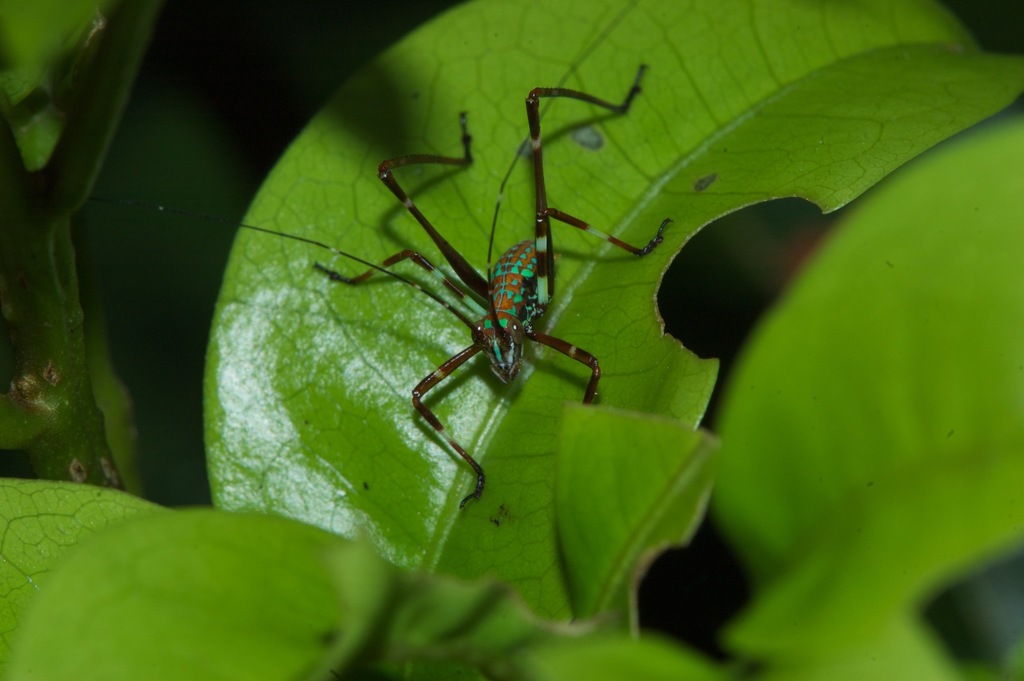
(713, 116), (1024, 662)
(7, 510), (345, 681)
(6, 508), (724, 680)
(556, 405), (717, 622)
(0, 0), (117, 170)
(0, 0), (107, 73)
(755, 616), (960, 681)
(0, 479), (161, 673)
(526, 634), (725, 681)
(205, 0), (1024, 624)
(322, 541), (556, 679)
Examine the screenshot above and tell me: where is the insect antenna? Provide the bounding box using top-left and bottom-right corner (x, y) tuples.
(88, 197), (477, 327)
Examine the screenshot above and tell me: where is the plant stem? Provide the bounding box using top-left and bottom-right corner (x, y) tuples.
(0, 0), (163, 487)
(0, 207), (117, 485)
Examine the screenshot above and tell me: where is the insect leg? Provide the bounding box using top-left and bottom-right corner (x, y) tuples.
(313, 252), (483, 329)
(411, 344), (487, 508)
(544, 212), (671, 256)
(315, 249), (484, 309)
(529, 331), (600, 403)
(525, 65), (648, 306)
(378, 112), (490, 299)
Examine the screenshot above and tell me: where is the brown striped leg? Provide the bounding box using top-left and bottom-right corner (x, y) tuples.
(524, 65), (648, 305)
(411, 344), (487, 508)
(315, 249), (472, 302)
(377, 112), (490, 299)
(529, 331), (601, 403)
(313, 254), (480, 330)
(544, 212), (670, 256)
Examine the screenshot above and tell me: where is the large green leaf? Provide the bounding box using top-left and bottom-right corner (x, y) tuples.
(0, 479), (161, 674)
(713, 116), (1024, 666)
(7, 508), (726, 680)
(205, 0), (1024, 621)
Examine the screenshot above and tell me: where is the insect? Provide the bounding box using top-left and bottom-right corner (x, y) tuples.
(138, 67), (668, 508)
(303, 66), (669, 508)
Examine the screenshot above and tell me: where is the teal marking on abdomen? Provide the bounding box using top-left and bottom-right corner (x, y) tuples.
(491, 240), (541, 328)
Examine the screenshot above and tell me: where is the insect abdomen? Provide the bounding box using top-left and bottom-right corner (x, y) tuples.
(491, 240), (542, 327)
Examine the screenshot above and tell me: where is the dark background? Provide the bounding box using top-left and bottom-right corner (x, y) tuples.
(73, 0), (1024, 664)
